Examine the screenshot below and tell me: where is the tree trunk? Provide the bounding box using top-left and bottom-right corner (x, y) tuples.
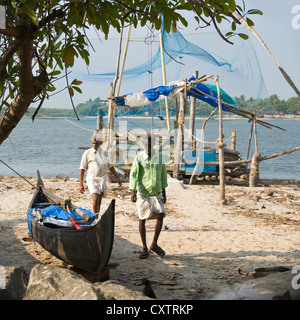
(0, 37), (49, 145)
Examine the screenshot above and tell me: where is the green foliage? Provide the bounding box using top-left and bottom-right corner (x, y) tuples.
(25, 94), (299, 120)
(75, 97), (107, 117)
(236, 94), (300, 115)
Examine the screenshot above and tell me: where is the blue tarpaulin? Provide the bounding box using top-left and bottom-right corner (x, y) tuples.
(27, 205), (97, 237)
(115, 76), (237, 112)
(143, 85), (176, 101)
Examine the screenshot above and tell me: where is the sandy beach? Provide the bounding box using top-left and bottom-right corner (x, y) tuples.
(0, 175), (299, 300)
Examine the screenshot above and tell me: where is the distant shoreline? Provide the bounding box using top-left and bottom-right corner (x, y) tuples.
(23, 115), (300, 121)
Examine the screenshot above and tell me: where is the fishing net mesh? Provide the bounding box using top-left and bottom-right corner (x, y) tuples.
(73, 23), (267, 120)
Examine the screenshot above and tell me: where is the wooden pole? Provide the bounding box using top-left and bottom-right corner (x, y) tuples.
(246, 119), (254, 159)
(214, 76), (226, 204)
(231, 129), (236, 150)
(174, 97), (179, 129)
(253, 115), (258, 153)
(188, 70), (198, 143)
(189, 107), (218, 184)
(160, 26), (171, 132)
(173, 80), (187, 179)
(249, 115), (261, 187)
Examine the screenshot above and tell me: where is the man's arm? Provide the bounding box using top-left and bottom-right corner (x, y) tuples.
(79, 169), (85, 193)
(129, 156), (139, 201)
(109, 166), (122, 187)
(131, 189), (137, 202)
(162, 188), (166, 203)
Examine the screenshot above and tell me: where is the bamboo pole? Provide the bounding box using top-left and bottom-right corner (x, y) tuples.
(116, 24), (131, 97)
(214, 76), (226, 204)
(159, 27), (171, 132)
(112, 27), (123, 97)
(107, 29), (123, 133)
(107, 82), (114, 146)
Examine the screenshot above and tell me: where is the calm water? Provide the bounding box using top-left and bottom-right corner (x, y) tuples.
(0, 117), (299, 180)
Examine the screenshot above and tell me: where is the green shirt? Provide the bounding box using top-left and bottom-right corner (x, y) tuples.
(129, 150), (168, 197)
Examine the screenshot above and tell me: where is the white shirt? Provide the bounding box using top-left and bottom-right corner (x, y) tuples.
(79, 147), (113, 178)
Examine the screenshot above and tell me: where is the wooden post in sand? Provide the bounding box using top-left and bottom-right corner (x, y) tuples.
(214, 76), (226, 204)
(173, 79), (187, 179)
(96, 113), (104, 133)
(231, 129), (236, 150)
(249, 116), (261, 187)
(249, 151), (261, 187)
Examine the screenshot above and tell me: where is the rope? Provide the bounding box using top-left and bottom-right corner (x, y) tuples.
(0, 159), (39, 191)
(65, 118), (94, 132)
(181, 123), (233, 146)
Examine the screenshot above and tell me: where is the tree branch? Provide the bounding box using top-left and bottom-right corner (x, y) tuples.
(36, 9), (65, 31)
(211, 16), (233, 45)
(0, 39), (22, 82)
(0, 27), (22, 37)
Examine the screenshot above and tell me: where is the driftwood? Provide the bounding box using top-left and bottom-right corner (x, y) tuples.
(259, 179), (300, 186)
(260, 146), (300, 161)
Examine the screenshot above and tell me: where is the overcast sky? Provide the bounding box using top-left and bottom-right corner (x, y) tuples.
(39, 0), (300, 109)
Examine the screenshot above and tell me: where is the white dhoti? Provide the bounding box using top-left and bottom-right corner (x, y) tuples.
(86, 175), (109, 197)
(136, 193), (166, 220)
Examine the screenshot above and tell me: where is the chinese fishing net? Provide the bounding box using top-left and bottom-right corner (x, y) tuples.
(72, 22), (267, 119)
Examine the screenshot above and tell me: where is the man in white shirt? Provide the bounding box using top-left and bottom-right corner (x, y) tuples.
(79, 134), (122, 215)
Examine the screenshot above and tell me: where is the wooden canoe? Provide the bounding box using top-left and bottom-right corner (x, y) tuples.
(27, 171), (115, 274)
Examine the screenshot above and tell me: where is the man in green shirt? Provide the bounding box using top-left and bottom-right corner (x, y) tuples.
(129, 134), (168, 259)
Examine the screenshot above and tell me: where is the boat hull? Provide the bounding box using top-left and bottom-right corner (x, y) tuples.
(28, 171), (115, 274)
